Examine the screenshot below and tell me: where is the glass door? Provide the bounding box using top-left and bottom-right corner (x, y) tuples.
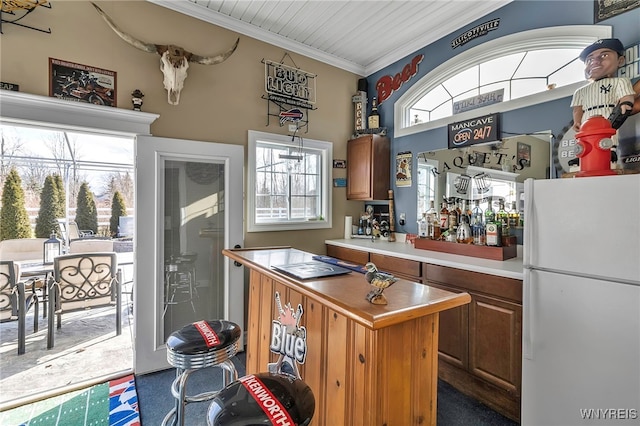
(135, 136), (243, 374)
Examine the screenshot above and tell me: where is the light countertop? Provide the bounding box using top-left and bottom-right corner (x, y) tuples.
(325, 238), (524, 280)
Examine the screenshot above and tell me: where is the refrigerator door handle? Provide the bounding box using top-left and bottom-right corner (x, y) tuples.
(523, 178), (534, 268)
(523, 268), (533, 360)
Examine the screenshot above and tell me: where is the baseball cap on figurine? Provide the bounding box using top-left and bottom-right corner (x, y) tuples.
(579, 38), (625, 61)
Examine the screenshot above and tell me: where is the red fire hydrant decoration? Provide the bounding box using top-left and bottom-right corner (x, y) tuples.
(575, 116), (617, 177)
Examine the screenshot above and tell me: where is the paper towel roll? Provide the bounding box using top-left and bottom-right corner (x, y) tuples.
(344, 216), (353, 239)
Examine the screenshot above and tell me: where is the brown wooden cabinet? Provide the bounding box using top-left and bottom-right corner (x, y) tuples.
(424, 263), (522, 422)
(346, 134), (390, 200)
(325, 245), (368, 265)
(325, 245), (423, 283)
(369, 252), (422, 283)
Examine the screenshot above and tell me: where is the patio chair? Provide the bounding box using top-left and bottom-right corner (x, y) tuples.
(47, 252), (121, 349)
(0, 260), (39, 355)
(56, 219), (96, 244)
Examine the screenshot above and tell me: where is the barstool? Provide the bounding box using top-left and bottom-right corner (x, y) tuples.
(207, 372), (316, 426)
(163, 254), (198, 317)
(162, 319), (241, 426)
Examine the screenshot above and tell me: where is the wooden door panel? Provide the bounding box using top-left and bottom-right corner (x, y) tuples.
(469, 294), (522, 394)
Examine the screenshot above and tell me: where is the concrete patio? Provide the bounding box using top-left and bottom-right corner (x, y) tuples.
(0, 283), (134, 410)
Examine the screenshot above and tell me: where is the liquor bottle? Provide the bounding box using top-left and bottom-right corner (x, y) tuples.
(418, 213), (428, 238)
(497, 199), (509, 237)
(471, 200), (485, 245)
(368, 97), (380, 129)
(425, 200), (438, 239)
(484, 197), (495, 225)
(508, 201), (520, 229)
(460, 200), (471, 225)
(439, 202), (449, 235)
(448, 201), (458, 232)
(485, 220), (502, 246)
(456, 209), (473, 244)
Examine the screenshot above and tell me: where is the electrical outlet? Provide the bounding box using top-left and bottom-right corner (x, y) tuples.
(399, 212), (406, 226)
(288, 124), (297, 132)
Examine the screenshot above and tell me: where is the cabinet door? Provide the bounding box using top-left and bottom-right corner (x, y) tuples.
(347, 136), (373, 200)
(426, 281), (469, 369)
(326, 245), (369, 265)
(346, 135), (390, 200)
(469, 293), (522, 395)
(370, 252), (422, 283)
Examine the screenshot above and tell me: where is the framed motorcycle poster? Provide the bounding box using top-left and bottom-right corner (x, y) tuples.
(49, 58), (117, 107)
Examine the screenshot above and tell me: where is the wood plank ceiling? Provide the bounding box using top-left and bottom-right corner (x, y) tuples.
(149, 0), (513, 76)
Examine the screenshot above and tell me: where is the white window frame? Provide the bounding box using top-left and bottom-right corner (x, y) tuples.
(394, 25), (612, 138)
(247, 130), (333, 232)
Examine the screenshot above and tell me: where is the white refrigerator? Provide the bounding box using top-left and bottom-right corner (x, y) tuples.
(522, 174), (640, 426)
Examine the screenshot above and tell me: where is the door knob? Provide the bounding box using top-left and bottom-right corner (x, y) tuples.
(233, 244), (242, 267)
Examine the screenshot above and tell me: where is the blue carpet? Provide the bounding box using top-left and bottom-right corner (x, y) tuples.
(136, 351), (517, 426)
(136, 354), (246, 426)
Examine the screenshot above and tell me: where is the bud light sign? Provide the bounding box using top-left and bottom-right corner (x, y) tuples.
(268, 292), (307, 379)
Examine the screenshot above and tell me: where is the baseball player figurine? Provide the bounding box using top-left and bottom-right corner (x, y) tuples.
(571, 38), (635, 132)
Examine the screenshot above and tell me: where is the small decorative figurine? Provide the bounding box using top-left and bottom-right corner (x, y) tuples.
(131, 89), (144, 111)
(364, 262), (397, 305)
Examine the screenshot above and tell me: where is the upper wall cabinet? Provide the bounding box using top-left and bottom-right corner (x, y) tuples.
(347, 134), (390, 200)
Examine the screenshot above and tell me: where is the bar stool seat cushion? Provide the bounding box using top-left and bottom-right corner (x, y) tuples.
(166, 320), (241, 356)
(207, 372), (315, 426)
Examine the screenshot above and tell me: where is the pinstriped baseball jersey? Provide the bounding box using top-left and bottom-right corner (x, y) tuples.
(571, 77), (635, 122)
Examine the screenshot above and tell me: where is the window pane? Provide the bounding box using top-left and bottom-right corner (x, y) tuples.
(432, 100), (453, 121)
(442, 67), (479, 97)
(514, 49), (582, 78)
(512, 78), (548, 99)
(481, 81), (511, 100)
(480, 52), (525, 85)
(550, 59), (584, 87)
(413, 84), (450, 111)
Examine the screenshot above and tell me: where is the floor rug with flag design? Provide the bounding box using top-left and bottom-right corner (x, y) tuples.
(0, 374), (140, 426)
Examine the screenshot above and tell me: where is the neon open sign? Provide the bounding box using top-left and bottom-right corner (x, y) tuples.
(448, 113), (501, 149)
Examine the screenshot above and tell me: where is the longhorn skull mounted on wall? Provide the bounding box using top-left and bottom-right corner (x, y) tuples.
(91, 2), (239, 105)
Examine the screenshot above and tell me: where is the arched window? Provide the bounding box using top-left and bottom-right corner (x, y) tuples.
(394, 26), (612, 137)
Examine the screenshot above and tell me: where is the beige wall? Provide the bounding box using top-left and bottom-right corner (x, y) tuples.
(0, 1), (367, 254)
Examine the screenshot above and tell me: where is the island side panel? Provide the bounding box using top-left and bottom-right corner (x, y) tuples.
(349, 323), (377, 426)
(246, 270), (277, 373)
(374, 314), (438, 425)
(301, 297), (328, 425)
(246, 268), (444, 425)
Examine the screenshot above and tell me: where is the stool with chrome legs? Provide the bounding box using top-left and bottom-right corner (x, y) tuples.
(163, 254), (198, 317)
(162, 319), (241, 426)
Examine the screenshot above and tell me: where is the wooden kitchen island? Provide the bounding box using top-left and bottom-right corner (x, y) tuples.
(223, 247), (471, 426)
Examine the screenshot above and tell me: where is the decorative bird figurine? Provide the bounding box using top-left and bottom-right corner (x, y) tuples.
(364, 262), (397, 305)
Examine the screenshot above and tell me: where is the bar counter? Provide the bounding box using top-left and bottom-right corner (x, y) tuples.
(223, 247), (471, 426)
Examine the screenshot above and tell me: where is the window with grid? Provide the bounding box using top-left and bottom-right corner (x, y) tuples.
(248, 130), (332, 232)
(394, 26), (611, 137)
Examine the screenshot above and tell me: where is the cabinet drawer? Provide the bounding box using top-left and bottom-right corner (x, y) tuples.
(424, 263), (521, 303)
(370, 253), (421, 278)
(326, 245), (369, 265)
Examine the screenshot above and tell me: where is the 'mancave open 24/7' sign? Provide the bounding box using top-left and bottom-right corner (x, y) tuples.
(448, 113), (501, 149)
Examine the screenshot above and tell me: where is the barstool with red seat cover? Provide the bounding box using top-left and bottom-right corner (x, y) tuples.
(162, 319), (241, 426)
(206, 372), (316, 426)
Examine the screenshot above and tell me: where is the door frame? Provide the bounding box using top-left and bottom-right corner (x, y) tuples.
(134, 135), (244, 374)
